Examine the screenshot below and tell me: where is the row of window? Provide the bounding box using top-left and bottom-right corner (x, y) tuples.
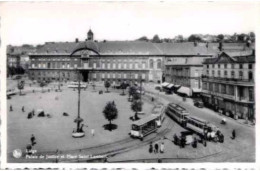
(206, 70), (253, 80)
(32, 58), (78, 62)
(203, 83), (254, 100)
(206, 63), (253, 69)
(92, 73), (146, 79)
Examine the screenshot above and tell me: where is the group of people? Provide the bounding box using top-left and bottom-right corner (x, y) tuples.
(149, 141), (164, 154)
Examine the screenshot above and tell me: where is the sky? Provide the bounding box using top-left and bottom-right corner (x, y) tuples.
(0, 1), (259, 46)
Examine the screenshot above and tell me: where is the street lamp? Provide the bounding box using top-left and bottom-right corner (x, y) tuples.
(70, 41), (100, 138)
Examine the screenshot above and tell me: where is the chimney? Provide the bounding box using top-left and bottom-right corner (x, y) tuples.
(75, 38), (79, 43)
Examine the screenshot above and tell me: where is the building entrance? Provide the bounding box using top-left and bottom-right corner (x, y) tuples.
(81, 70), (89, 82)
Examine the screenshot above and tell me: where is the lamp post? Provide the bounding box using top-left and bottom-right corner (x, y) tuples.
(70, 41), (100, 138)
(74, 68), (84, 134)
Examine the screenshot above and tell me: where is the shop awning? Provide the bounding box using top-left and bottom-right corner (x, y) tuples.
(167, 83), (174, 89)
(177, 86), (192, 97)
(161, 82), (169, 87)
(192, 88), (202, 93)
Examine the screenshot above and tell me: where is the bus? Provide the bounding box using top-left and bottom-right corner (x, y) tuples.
(151, 104), (166, 127)
(130, 115), (158, 141)
(67, 82), (87, 88)
(166, 103), (189, 126)
(186, 116), (209, 137)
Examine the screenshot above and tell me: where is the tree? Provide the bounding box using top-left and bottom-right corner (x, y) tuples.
(137, 36), (149, 42)
(152, 34), (161, 43)
(120, 82), (127, 95)
(249, 32), (255, 42)
(104, 80), (111, 92)
(17, 81), (24, 95)
(217, 34), (224, 42)
(103, 101), (118, 131)
(131, 100), (143, 116)
(188, 34), (202, 42)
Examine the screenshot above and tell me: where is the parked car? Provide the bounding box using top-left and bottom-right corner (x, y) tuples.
(194, 100), (204, 108)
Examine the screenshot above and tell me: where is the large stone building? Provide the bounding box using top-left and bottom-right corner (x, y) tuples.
(201, 50), (255, 121)
(28, 30), (254, 87)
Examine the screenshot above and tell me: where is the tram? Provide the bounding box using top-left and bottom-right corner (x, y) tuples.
(151, 104), (166, 127)
(166, 103), (189, 126)
(185, 116), (209, 136)
(129, 115), (158, 141)
(67, 82), (87, 88)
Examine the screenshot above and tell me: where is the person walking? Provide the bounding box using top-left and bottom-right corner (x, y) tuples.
(154, 143), (159, 153)
(22, 106), (25, 112)
(160, 142), (164, 153)
(91, 129), (95, 137)
(31, 134), (36, 146)
(149, 142), (153, 153)
(232, 129), (236, 139)
(10, 105), (13, 112)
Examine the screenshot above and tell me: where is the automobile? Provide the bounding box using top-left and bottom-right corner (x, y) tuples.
(194, 100), (204, 108)
(155, 86), (162, 91)
(12, 75), (22, 80)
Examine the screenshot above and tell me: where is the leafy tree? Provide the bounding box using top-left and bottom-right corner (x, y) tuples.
(137, 36), (149, 42)
(104, 80), (111, 92)
(217, 34), (224, 42)
(17, 81), (24, 95)
(103, 101), (118, 131)
(120, 82), (127, 95)
(152, 34), (161, 43)
(131, 100), (143, 115)
(128, 86), (137, 98)
(188, 34), (202, 42)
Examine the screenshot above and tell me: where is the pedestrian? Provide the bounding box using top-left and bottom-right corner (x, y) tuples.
(232, 129), (236, 139)
(91, 129), (95, 136)
(32, 109), (35, 116)
(31, 134), (36, 146)
(160, 142), (164, 153)
(154, 143), (159, 153)
(22, 106), (25, 112)
(149, 142), (153, 153)
(10, 105), (13, 112)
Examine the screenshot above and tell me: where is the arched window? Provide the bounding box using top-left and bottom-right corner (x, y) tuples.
(157, 59), (162, 69)
(149, 59), (154, 69)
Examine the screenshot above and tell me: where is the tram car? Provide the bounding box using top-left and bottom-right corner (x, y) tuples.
(151, 104), (166, 127)
(129, 115), (158, 141)
(166, 103), (189, 126)
(166, 103), (222, 141)
(68, 82), (87, 88)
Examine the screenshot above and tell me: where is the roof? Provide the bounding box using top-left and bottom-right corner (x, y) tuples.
(7, 45), (36, 56)
(165, 56), (206, 66)
(29, 41), (254, 56)
(203, 51), (255, 64)
(132, 115), (158, 126)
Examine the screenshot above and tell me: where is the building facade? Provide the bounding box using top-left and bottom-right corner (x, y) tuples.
(201, 51), (255, 121)
(27, 30), (254, 87)
(165, 56), (209, 90)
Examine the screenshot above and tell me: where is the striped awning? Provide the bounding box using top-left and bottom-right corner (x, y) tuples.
(161, 82), (169, 87)
(167, 83), (174, 88)
(177, 86), (192, 97)
(192, 88), (202, 93)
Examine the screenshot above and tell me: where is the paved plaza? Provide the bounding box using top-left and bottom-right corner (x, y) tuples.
(7, 79), (255, 163)
(7, 80), (153, 154)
